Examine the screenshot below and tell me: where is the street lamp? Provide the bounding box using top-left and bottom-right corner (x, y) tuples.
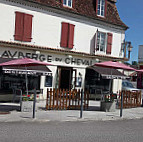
(127, 42), (133, 59)
(121, 41), (133, 60)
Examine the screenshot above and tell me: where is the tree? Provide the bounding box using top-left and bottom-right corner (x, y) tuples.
(132, 61), (138, 66)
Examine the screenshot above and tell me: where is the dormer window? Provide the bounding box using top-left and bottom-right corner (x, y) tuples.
(97, 0), (107, 17)
(63, 0), (72, 8)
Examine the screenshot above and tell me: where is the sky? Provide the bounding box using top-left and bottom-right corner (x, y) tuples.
(116, 0), (143, 63)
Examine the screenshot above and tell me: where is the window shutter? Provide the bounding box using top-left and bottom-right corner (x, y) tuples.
(137, 73), (142, 88)
(23, 14), (33, 42)
(60, 22), (69, 48)
(72, 0), (75, 8)
(96, 0), (98, 14)
(68, 24), (75, 49)
(104, 0), (107, 17)
(95, 30), (98, 51)
(106, 33), (113, 54)
(14, 12), (24, 41)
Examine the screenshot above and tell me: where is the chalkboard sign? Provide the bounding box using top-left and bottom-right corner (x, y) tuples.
(45, 76), (53, 87)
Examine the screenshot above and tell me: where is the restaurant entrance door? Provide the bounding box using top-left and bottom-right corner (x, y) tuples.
(58, 67), (74, 90)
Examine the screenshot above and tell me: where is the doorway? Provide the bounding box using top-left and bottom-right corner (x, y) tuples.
(58, 67), (73, 90)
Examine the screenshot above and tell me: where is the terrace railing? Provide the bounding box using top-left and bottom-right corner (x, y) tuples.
(118, 90), (141, 108)
(46, 89), (89, 110)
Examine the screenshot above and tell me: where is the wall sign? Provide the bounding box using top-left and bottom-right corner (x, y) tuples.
(1, 50), (93, 66)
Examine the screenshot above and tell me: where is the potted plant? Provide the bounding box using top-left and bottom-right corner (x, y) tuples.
(100, 94), (116, 112)
(21, 94), (33, 112)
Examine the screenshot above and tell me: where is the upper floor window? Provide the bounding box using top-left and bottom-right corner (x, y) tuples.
(63, 0), (72, 8)
(97, 0), (106, 17)
(96, 31), (113, 54)
(97, 32), (106, 52)
(60, 22), (75, 49)
(14, 11), (33, 42)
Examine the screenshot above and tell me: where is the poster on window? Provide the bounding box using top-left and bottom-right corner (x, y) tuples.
(45, 76), (53, 87)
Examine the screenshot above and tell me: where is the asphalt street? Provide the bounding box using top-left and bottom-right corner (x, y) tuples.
(0, 119), (143, 142)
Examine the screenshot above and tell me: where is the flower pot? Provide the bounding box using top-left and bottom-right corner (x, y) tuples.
(100, 101), (116, 112)
(21, 101), (33, 112)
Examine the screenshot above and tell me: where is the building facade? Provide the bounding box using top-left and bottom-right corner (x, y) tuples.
(0, 0), (128, 99)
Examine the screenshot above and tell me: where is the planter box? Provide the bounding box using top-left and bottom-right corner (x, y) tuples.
(100, 101), (116, 112)
(21, 101), (33, 112)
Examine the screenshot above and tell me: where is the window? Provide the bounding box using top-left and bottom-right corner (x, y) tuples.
(96, 32), (106, 52)
(60, 22), (75, 49)
(96, 31), (113, 54)
(97, 0), (106, 17)
(63, 0), (72, 7)
(14, 11), (33, 42)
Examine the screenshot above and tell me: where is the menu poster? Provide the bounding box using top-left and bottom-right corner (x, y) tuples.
(45, 76), (53, 87)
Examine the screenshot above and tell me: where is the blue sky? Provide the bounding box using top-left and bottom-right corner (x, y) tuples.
(116, 0), (143, 63)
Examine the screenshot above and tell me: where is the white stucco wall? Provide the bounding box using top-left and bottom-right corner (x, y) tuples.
(112, 79), (122, 95)
(0, 0), (125, 59)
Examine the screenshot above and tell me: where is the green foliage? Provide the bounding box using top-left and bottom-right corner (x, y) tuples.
(132, 61), (138, 65)
(22, 95), (34, 101)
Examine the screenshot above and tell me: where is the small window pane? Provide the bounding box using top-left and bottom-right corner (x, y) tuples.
(63, 0), (66, 5)
(63, 0), (72, 7)
(68, 0), (72, 7)
(101, 11), (104, 16)
(96, 45), (99, 50)
(102, 0), (105, 5)
(101, 5), (104, 11)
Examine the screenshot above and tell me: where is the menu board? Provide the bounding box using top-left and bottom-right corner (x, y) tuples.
(45, 76), (53, 87)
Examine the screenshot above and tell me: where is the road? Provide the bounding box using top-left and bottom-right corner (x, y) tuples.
(0, 119), (143, 142)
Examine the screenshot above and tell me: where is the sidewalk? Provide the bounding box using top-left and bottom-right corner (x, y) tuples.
(0, 101), (143, 122)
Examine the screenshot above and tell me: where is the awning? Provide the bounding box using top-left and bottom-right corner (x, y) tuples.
(0, 58), (52, 76)
(2, 66), (52, 76)
(88, 66), (128, 79)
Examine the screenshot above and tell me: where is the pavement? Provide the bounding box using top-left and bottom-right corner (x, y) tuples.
(0, 100), (143, 122)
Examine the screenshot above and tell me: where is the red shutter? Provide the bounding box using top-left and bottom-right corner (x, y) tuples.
(72, 0), (75, 8)
(60, 22), (69, 48)
(23, 14), (33, 42)
(14, 12), (24, 41)
(104, 0), (107, 17)
(137, 73), (142, 88)
(96, 0), (98, 14)
(106, 33), (113, 54)
(68, 24), (75, 49)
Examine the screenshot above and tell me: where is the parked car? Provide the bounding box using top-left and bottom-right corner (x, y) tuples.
(122, 80), (140, 92)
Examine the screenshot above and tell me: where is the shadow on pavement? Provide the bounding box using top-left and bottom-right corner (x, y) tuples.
(0, 104), (20, 112)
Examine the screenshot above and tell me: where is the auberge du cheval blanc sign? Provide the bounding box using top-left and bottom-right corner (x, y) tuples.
(1, 50), (93, 66)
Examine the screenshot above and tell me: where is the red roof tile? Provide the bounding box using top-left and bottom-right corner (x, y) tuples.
(26, 0), (128, 29)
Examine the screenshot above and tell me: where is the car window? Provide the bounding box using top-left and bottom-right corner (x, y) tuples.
(126, 82), (134, 88)
(122, 81), (134, 88)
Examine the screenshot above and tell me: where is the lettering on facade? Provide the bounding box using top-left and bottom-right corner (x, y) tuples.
(1, 50), (93, 66)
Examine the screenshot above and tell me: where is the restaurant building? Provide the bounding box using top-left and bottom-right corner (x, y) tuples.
(0, 0), (128, 99)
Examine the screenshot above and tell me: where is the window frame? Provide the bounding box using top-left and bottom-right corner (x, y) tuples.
(63, 0), (73, 8)
(97, 0), (105, 17)
(96, 31), (107, 53)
